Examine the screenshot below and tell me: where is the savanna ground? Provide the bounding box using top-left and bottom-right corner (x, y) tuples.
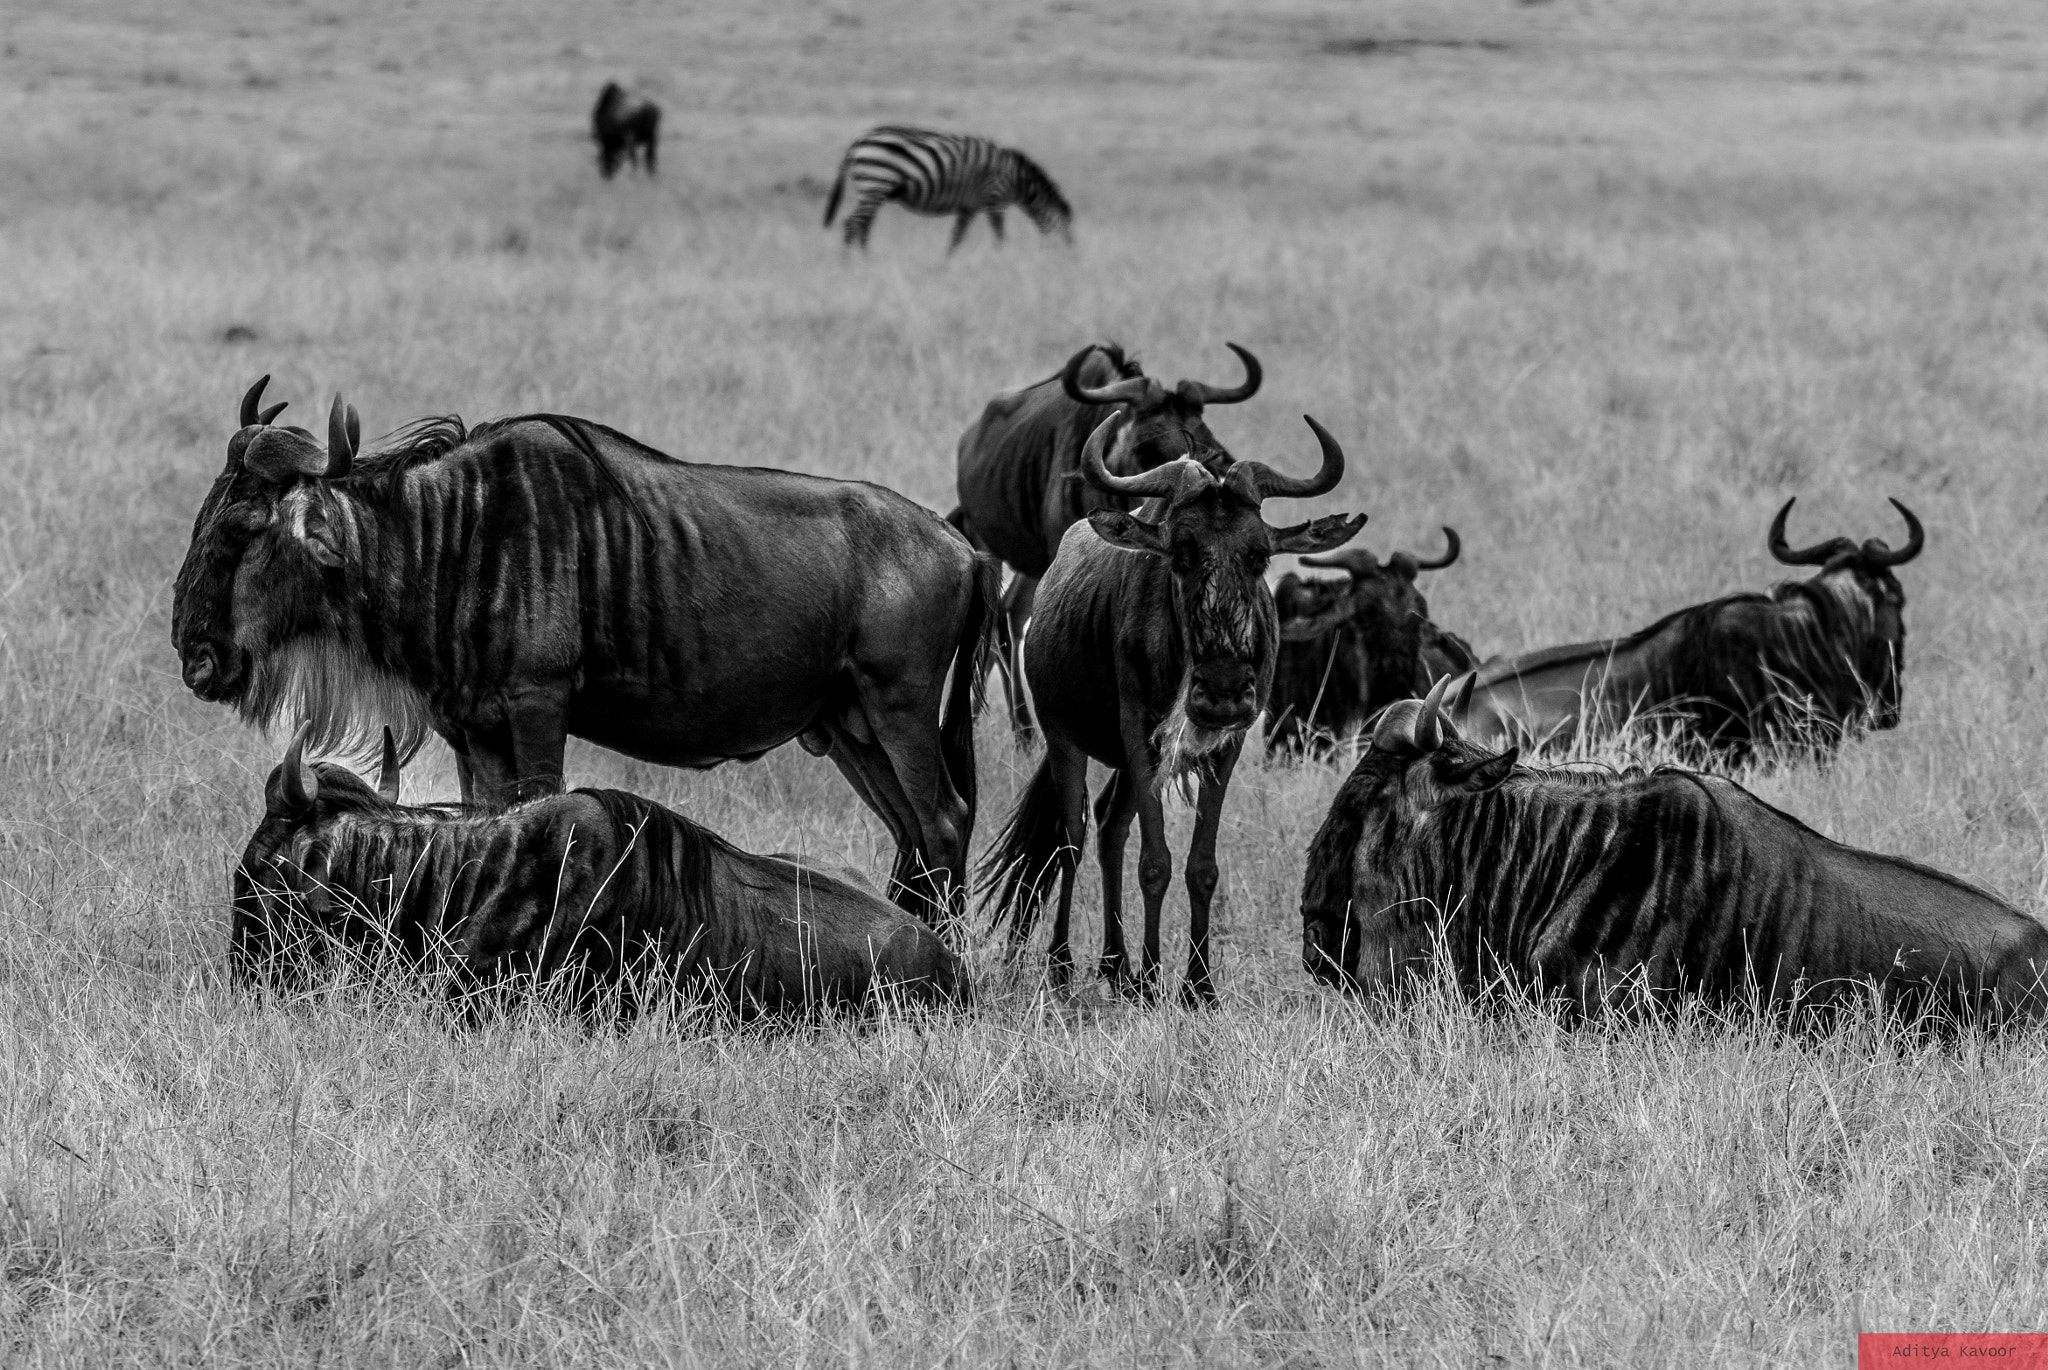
(6, 0), (2048, 1363)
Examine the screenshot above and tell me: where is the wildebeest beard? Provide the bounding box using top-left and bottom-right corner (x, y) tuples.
(1150, 571), (1264, 798)
(240, 634), (434, 769)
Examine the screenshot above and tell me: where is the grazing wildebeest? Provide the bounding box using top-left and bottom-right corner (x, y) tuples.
(1301, 676), (2048, 1025)
(173, 378), (996, 926)
(823, 125), (1072, 252)
(1452, 498), (1923, 761)
(952, 341), (1263, 733)
(233, 727), (968, 1015)
(1266, 527), (1469, 751)
(592, 82), (661, 178)
(981, 412), (1367, 1003)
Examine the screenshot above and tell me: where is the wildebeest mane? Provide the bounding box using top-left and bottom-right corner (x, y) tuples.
(581, 787), (727, 950)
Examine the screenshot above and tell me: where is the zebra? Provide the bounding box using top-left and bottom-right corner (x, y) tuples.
(822, 125), (1073, 253)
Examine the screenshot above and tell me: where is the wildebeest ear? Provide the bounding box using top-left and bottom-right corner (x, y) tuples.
(1271, 512), (1368, 555)
(293, 494), (347, 569)
(1087, 509), (1168, 556)
(1440, 747), (1516, 793)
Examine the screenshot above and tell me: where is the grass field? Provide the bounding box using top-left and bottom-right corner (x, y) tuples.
(7, 0), (2048, 1362)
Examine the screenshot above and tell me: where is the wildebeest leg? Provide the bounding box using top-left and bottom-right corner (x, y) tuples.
(1093, 770), (1139, 990)
(820, 729), (926, 913)
(1001, 574), (1037, 739)
(1181, 742), (1243, 1007)
(947, 211), (974, 255)
(851, 686), (971, 926)
(1040, 736), (1091, 989)
(463, 690), (570, 808)
(986, 209), (1005, 243)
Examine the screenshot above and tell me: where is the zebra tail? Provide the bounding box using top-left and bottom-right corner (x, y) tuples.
(823, 161), (848, 227)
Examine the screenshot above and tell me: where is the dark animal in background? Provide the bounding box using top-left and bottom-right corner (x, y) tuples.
(951, 341), (1263, 734)
(1267, 528), (1471, 752)
(1453, 498), (1923, 761)
(592, 82), (661, 178)
(233, 727), (968, 1015)
(1302, 676), (2048, 1025)
(981, 412), (1366, 1003)
(823, 125), (1072, 252)
(173, 377), (997, 928)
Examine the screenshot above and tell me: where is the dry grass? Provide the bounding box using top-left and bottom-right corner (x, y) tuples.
(6, 0), (2048, 1363)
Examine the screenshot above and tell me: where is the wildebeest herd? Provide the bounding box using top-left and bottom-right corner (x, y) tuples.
(171, 329), (2048, 1028)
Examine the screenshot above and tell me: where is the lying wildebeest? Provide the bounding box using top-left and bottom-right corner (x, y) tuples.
(1267, 528), (1473, 751)
(952, 341), (1262, 734)
(234, 726), (969, 1015)
(1303, 676), (2048, 1025)
(592, 81), (661, 178)
(173, 378), (996, 926)
(1452, 498), (1923, 761)
(982, 412), (1366, 1003)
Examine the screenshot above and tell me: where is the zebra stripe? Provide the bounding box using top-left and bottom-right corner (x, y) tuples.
(823, 125), (1072, 251)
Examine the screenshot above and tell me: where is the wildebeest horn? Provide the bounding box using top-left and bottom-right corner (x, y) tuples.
(238, 373), (289, 430)
(1299, 548), (1379, 580)
(1865, 498), (1925, 567)
(1178, 342), (1262, 406)
(1412, 671), (1451, 753)
(280, 720), (319, 810)
(1237, 415), (1347, 502)
(376, 726), (401, 804)
(1062, 344), (1152, 407)
(326, 393), (359, 479)
(1080, 412), (1185, 499)
(1767, 498), (1853, 566)
(1412, 527), (1460, 570)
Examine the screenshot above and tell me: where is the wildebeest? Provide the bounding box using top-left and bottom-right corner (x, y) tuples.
(952, 341), (1263, 733)
(173, 378), (996, 926)
(823, 126), (1072, 252)
(1452, 498), (1923, 761)
(592, 82), (660, 178)
(981, 412), (1366, 1003)
(234, 727), (968, 1015)
(1301, 676), (2048, 1025)
(1266, 528), (1473, 751)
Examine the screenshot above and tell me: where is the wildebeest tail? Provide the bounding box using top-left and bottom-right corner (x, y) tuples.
(941, 552), (1001, 820)
(977, 755), (1069, 937)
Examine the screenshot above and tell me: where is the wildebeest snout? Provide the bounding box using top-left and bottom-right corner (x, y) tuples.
(1187, 660), (1259, 729)
(181, 643), (236, 700)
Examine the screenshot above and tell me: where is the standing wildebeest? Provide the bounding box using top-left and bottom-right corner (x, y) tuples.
(592, 82), (660, 178)
(173, 378), (996, 926)
(823, 125), (1073, 252)
(1302, 676), (2048, 1025)
(1266, 528), (1473, 751)
(953, 341), (1263, 733)
(981, 412), (1367, 1003)
(1453, 498), (1923, 761)
(234, 727), (968, 1015)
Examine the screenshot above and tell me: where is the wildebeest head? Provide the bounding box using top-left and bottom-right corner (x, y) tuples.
(172, 376), (363, 711)
(1081, 411), (1366, 745)
(1277, 528), (1461, 721)
(235, 722), (401, 920)
(1062, 342), (1262, 476)
(1300, 674), (1516, 987)
(1767, 496), (1923, 729)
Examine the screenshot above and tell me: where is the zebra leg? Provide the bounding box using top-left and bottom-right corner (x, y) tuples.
(986, 209), (1005, 243)
(947, 211), (974, 254)
(843, 197), (880, 250)
(1180, 741), (1243, 1007)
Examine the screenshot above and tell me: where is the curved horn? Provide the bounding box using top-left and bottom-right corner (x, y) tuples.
(279, 720), (319, 810)
(257, 401), (288, 425)
(1412, 526), (1460, 571)
(1412, 671), (1451, 754)
(1179, 342), (1263, 407)
(1299, 548), (1380, 581)
(325, 394), (358, 479)
(1061, 344), (1151, 407)
(239, 375), (272, 429)
(1866, 498), (1925, 567)
(1080, 412), (1184, 499)
(1239, 415), (1347, 502)
(376, 726), (401, 804)
(1767, 497), (1850, 566)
